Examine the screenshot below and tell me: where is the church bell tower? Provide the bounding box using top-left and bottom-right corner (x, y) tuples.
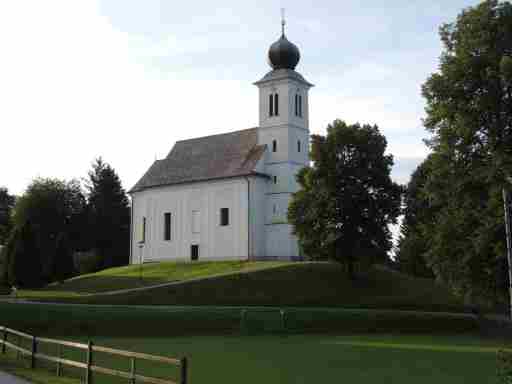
(254, 16), (313, 259)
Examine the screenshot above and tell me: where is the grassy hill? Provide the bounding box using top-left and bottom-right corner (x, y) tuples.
(18, 261), (468, 312)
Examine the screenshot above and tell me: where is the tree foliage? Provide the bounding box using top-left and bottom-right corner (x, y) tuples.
(419, 0), (512, 305)
(86, 158), (130, 269)
(396, 157), (435, 278)
(12, 178), (85, 282)
(7, 221), (43, 288)
(288, 120), (402, 279)
(0, 187), (15, 244)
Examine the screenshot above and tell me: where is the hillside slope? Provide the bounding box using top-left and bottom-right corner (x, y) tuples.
(35, 262), (467, 312)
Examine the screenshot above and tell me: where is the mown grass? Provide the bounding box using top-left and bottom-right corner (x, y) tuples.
(40, 263), (467, 313)
(0, 301), (479, 338)
(34, 260), (291, 294)
(0, 333), (508, 384)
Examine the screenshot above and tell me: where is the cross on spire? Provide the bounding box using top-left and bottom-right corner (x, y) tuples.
(281, 8), (286, 36)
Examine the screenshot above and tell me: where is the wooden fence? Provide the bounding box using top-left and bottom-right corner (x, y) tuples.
(0, 326), (187, 384)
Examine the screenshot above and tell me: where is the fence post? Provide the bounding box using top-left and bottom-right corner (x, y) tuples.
(86, 340), (93, 384)
(240, 309), (247, 333)
(1, 328), (6, 354)
(180, 357), (188, 384)
(130, 357), (136, 384)
(31, 336), (37, 369)
(56, 344), (62, 377)
(16, 334), (20, 360)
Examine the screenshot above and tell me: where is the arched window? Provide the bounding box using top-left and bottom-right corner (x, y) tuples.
(295, 94), (298, 116)
(269, 94), (274, 117)
(274, 93), (279, 116)
(298, 95), (303, 117)
(272, 139), (277, 152)
(297, 140), (301, 153)
(273, 175), (277, 184)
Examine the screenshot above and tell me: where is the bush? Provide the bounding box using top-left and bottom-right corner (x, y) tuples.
(74, 249), (102, 275)
(498, 350), (512, 383)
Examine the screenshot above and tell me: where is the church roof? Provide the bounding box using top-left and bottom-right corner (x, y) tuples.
(129, 128), (268, 193)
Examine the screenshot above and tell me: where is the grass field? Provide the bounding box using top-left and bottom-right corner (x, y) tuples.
(1, 333), (509, 384)
(15, 262), (468, 312)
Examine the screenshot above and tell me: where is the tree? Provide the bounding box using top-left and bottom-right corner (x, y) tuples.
(0, 187), (15, 244)
(421, 0), (512, 306)
(288, 120), (402, 280)
(86, 158), (130, 269)
(53, 231), (75, 283)
(396, 156), (435, 278)
(12, 178), (86, 282)
(7, 221), (43, 288)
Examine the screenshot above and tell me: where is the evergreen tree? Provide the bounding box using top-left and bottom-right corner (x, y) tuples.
(396, 157), (435, 278)
(288, 120), (402, 280)
(87, 158), (130, 269)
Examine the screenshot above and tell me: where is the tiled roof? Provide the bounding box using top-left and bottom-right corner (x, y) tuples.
(130, 128), (267, 193)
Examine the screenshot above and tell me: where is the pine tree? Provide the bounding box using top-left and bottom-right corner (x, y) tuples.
(87, 158), (130, 269)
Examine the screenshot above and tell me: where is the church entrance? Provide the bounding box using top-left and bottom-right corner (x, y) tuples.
(191, 244), (199, 261)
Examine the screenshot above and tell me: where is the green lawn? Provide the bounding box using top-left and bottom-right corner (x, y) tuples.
(17, 262), (467, 313)
(1, 333), (508, 384)
(29, 260), (291, 295)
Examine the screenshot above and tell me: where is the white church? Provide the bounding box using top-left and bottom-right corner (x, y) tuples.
(129, 24), (313, 263)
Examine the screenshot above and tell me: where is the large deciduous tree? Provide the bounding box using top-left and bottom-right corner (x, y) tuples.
(0, 187), (15, 244)
(420, 0), (512, 306)
(12, 178), (85, 282)
(288, 120), (402, 280)
(86, 158), (130, 269)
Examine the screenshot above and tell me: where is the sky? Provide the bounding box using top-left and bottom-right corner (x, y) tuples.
(0, 0), (483, 196)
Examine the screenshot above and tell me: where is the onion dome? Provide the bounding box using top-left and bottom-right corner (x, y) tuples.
(267, 33), (301, 70)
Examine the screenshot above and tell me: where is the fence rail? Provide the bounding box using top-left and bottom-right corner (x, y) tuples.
(0, 326), (187, 384)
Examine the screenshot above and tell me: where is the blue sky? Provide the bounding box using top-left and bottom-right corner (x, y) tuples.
(0, 0), (482, 195)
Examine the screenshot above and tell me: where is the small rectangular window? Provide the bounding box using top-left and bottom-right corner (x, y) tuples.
(272, 140), (277, 152)
(220, 208), (229, 226)
(164, 212), (171, 241)
(191, 244), (199, 261)
(269, 94), (274, 116)
(274, 93), (279, 116)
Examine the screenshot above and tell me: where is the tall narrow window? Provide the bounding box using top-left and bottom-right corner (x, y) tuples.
(298, 95), (303, 117)
(274, 93), (279, 116)
(273, 176), (277, 184)
(297, 140), (301, 153)
(220, 208), (229, 226)
(269, 94), (274, 117)
(140, 217), (146, 243)
(273, 203), (277, 214)
(164, 212), (171, 241)
(272, 139), (277, 152)
(295, 94), (298, 116)
(192, 210), (200, 234)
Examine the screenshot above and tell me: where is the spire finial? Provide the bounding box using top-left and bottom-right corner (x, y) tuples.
(281, 8), (286, 36)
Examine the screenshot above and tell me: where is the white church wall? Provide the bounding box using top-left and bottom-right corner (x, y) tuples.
(248, 176), (267, 259)
(131, 177), (251, 263)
